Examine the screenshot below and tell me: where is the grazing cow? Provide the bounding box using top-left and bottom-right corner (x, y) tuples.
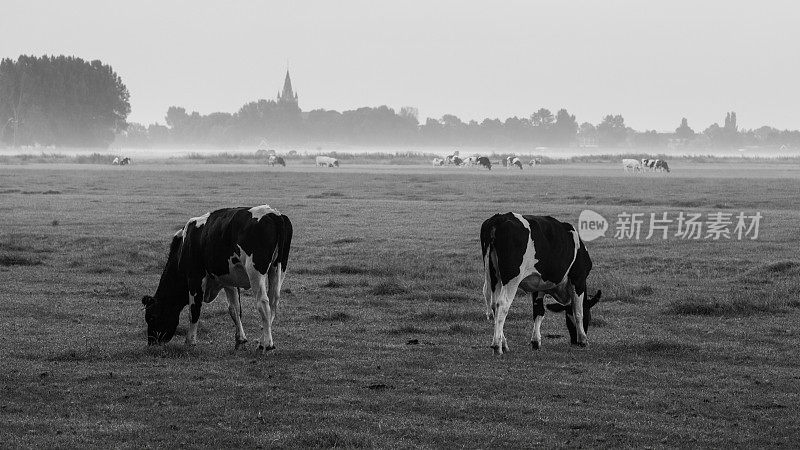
(528, 158), (542, 167)
(432, 157), (445, 166)
(477, 156), (492, 170)
(445, 151), (462, 165)
(112, 157), (120, 165)
(506, 156), (523, 169)
(480, 213), (601, 354)
(654, 159), (670, 172)
(316, 156), (339, 167)
(451, 156), (463, 166)
(120, 157), (131, 165)
(463, 156), (478, 167)
(268, 155), (286, 167)
(641, 158), (657, 171)
(622, 158), (642, 173)
(142, 205), (293, 352)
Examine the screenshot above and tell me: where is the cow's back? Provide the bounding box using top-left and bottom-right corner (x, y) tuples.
(180, 207), (291, 279)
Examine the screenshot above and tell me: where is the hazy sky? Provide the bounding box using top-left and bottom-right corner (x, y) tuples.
(1, 0), (798, 131)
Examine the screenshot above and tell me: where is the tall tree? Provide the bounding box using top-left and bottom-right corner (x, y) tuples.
(596, 114), (629, 147)
(0, 55), (130, 147)
(552, 108), (578, 145)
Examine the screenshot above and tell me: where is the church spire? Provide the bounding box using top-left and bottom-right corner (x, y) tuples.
(277, 70), (298, 107)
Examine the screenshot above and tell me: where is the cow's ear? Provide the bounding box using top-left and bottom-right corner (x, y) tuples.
(546, 303), (568, 313)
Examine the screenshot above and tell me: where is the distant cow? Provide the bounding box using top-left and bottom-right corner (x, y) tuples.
(506, 156), (523, 169)
(118, 157), (131, 166)
(480, 213), (601, 354)
(528, 158), (542, 167)
(445, 152), (461, 165)
(451, 156), (463, 166)
(112, 157), (120, 165)
(316, 156), (339, 167)
(654, 159), (670, 172)
(641, 158), (657, 171)
(477, 156), (492, 170)
(463, 156), (479, 167)
(622, 158), (642, 173)
(268, 155), (286, 167)
(142, 205), (293, 352)
(432, 157), (445, 166)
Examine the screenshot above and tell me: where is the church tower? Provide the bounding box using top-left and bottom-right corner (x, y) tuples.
(276, 70), (298, 108)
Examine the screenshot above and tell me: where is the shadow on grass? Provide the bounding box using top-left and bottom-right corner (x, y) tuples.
(736, 260), (800, 283)
(370, 280), (407, 296)
(667, 295), (786, 317)
(613, 338), (698, 357)
(306, 191), (347, 199)
(0, 254), (44, 266)
(331, 237), (363, 245)
(296, 264), (400, 277)
(427, 292), (474, 303)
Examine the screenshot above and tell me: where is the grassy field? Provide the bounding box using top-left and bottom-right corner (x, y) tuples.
(1, 162), (799, 447)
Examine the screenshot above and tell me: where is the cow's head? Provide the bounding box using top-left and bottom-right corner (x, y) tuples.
(142, 294), (181, 345)
(142, 232), (188, 346)
(546, 290), (602, 344)
(333, 160), (339, 167)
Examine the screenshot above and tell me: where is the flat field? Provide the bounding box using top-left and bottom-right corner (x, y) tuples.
(0, 162), (799, 448)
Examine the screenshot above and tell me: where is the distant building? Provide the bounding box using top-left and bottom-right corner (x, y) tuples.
(276, 70), (299, 108)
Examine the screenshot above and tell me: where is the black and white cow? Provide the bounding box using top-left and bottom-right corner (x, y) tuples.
(316, 156), (339, 167)
(506, 156), (523, 169)
(120, 157), (131, 165)
(477, 156), (492, 170)
(142, 205), (292, 353)
(641, 158), (656, 171)
(268, 155), (286, 167)
(654, 159), (670, 172)
(480, 213), (601, 354)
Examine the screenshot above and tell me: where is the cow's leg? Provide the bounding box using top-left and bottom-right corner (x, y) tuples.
(531, 292), (546, 350)
(267, 262), (283, 323)
(482, 278), (493, 321)
(247, 265), (275, 353)
(482, 253), (494, 321)
(224, 287), (248, 349)
(491, 282), (518, 355)
(186, 292), (203, 346)
(570, 284), (588, 347)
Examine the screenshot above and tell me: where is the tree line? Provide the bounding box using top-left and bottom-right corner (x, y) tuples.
(1, 55), (799, 149)
(122, 105), (800, 150)
(0, 55), (130, 148)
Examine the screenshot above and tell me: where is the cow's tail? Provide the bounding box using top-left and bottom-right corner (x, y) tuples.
(275, 214), (293, 272)
(480, 215), (504, 307)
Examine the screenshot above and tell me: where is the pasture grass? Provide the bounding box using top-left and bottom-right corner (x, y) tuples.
(0, 163), (798, 447)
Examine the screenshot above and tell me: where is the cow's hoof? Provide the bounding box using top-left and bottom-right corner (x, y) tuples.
(572, 341), (588, 348)
(531, 341), (541, 350)
(490, 345), (502, 356)
(257, 344), (276, 354)
(234, 338), (248, 350)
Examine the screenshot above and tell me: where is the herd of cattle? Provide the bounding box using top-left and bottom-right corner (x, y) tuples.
(142, 205), (599, 356)
(622, 158), (671, 173)
(432, 154), (542, 170)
